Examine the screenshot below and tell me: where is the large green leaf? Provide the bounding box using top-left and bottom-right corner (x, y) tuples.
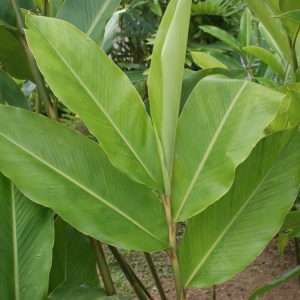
(258, 23), (286, 62)
(243, 0), (291, 65)
(191, 52), (227, 69)
(248, 265), (300, 300)
(48, 0), (64, 17)
(278, 1), (300, 40)
(0, 172), (54, 300)
(101, 9), (125, 54)
(57, 0), (120, 45)
(243, 46), (285, 79)
(0, 0), (16, 27)
(25, 16), (163, 191)
(239, 7), (252, 48)
(48, 282), (129, 299)
(172, 76), (283, 222)
(180, 68), (251, 114)
(0, 69), (31, 110)
(200, 25), (242, 52)
(49, 217), (99, 294)
(147, 0), (191, 179)
(281, 211), (300, 231)
(0, 106), (168, 252)
(0, 26), (34, 82)
(179, 127), (300, 288)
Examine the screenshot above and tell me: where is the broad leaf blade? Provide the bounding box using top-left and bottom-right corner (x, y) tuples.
(49, 217), (99, 294)
(179, 127), (300, 288)
(243, 0), (291, 65)
(239, 7), (252, 48)
(243, 46), (285, 79)
(48, 282), (107, 299)
(57, 0), (120, 45)
(172, 76), (283, 222)
(25, 16), (163, 191)
(0, 69), (31, 110)
(281, 211), (300, 231)
(101, 9), (125, 54)
(191, 52), (227, 69)
(200, 25), (242, 52)
(148, 0), (191, 177)
(0, 26), (34, 82)
(180, 68), (251, 114)
(0, 172), (54, 299)
(249, 265), (300, 300)
(0, 106), (168, 252)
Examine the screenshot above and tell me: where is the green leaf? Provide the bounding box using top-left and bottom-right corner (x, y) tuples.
(243, 0), (291, 65)
(147, 0), (192, 179)
(277, 10), (300, 24)
(49, 217), (99, 294)
(48, 282), (130, 299)
(254, 77), (280, 89)
(200, 25), (242, 52)
(172, 76), (283, 222)
(0, 172), (54, 299)
(258, 23), (286, 62)
(191, 52), (227, 69)
(25, 15), (163, 191)
(281, 211), (300, 231)
(0, 0), (16, 27)
(0, 69), (31, 110)
(48, 282), (107, 299)
(278, 1), (300, 40)
(179, 127), (300, 288)
(243, 46), (285, 79)
(48, 0), (64, 17)
(239, 7), (252, 48)
(57, 0), (120, 45)
(0, 26), (34, 82)
(0, 106), (168, 252)
(20, 0), (38, 13)
(248, 265), (300, 300)
(287, 90), (300, 127)
(180, 68), (251, 114)
(101, 9), (125, 54)
(209, 52), (243, 68)
(278, 233), (289, 261)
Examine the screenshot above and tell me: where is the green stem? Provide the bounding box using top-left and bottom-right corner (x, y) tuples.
(89, 238), (116, 296)
(8, 0), (58, 120)
(108, 245), (149, 300)
(294, 237), (300, 286)
(162, 194), (185, 300)
(144, 252), (167, 300)
(8, 0), (25, 33)
(41, 0), (48, 16)
(289, 25), (300, 75)
(212, 284), (216, 300)
(35, 90), (41, 114)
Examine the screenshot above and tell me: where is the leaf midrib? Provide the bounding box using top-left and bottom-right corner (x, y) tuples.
(0, 132), (165, 246)
(11, 181), (19, 300)
(33, 21), (157, 186)
(185, 142), (284, 287)
(86, 0), (110, 37)
(175, 81), (248, 221)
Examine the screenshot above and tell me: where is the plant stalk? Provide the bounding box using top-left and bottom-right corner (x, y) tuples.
(108, 245), (149, 300)
(8, 0), (57, 120)
(162, 194), (185, 300)
(89, 237), (116, 296)
(294, 237), (300, 286)
(41, 0), (48, 16)
(144, 252), (167, 300)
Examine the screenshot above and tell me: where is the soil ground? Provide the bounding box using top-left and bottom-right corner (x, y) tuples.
(104, 237), (300, 300)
